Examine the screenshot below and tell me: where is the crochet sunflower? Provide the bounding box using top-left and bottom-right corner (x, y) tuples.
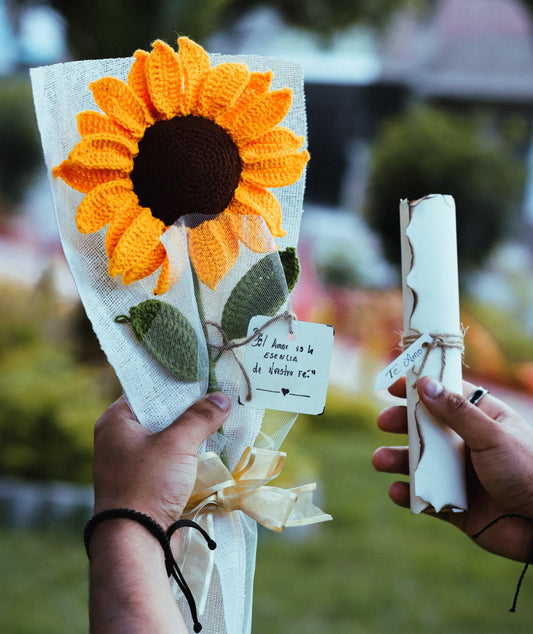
(53, 37), (309, 293)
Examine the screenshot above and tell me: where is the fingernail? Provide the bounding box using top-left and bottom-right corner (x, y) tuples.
(207, 391), (231, 412)
(422, 376), (444, 399)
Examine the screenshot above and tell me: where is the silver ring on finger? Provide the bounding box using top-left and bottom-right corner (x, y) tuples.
(468, 386), (489, 407)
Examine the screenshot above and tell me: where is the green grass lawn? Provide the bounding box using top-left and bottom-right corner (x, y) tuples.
(253, 405), (533, 634)
(1, 396), (532, 633)
(0, 526), (88, 633)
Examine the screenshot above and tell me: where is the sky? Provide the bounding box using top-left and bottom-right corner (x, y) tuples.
(0, 0), (65, 73)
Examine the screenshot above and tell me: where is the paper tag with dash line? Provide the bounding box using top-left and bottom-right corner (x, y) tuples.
(240, 315), (334, 415)
(374, 332), (433, 392)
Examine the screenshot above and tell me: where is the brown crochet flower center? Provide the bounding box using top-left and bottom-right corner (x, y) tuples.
(131, 115), (242, 225)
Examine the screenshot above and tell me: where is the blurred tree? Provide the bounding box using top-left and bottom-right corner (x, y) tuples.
(365, 106), (526, 276)
(222, 0), (430, 40)
(7, 0), (227, 58)
(522, 0), (533, 14)
(0, 77), (42, 215)
(6, 0), (430, 59)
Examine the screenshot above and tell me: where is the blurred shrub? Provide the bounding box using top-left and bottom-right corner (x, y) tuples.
(466, 301), (533, 364)
(365, 106), (526, 275)
(0, 341), (110, 482)
(0, 281), (115, 483)
(305, 388), (380, 435)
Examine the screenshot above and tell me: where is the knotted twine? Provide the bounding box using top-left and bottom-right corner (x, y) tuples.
(205, 310), (295, 401)
(401, 327), (467, 383)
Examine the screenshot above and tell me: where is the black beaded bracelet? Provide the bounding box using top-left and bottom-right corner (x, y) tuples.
(84, 508), (216, 633)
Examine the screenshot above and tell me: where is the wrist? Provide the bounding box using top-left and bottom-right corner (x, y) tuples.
(85, 509), (183, 566)
(93, 496), (182, 531)
(87, 516), (167, 561)
(88, 516), (185, 633)
(86, 509), (213, 633)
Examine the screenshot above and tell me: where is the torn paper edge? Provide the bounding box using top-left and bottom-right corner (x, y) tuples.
(400, 195), (467, 514)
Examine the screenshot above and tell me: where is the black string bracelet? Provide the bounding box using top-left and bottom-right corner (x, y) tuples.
(472, 513), (533, 613)
(84, 509), (216, 633)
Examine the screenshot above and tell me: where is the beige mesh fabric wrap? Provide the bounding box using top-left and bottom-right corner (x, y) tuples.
(31, 52), (307, 634)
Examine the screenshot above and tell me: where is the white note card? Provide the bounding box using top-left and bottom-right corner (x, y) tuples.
(240, 316), (334, 415)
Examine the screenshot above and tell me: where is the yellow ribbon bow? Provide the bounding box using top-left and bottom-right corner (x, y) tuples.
(184, 447), (332, 532)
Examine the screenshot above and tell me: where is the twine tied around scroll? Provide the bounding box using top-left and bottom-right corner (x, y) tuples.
(204, 310), (296, 401)
(401, 326), (467, 383)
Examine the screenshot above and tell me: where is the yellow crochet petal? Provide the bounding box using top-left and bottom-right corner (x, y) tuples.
(53, 160), (126, 194)
(225, 213), (274, 253)
(188, 214), (240, 289)
(239, 127), (305, 162)
(217, 71), (273, 132)
(241, 149), (310, 188)
(230, 181), (285, 237)
(68, 134), (137, 172)
(75, 179), (135, 234)
(53, 36), (308, 294)
(77, 111), (131, 140)
(153, 255), (172, 295)
(109, 208), (166, 276)
(228, 88), (293, 143)
(177, 37), (211, 114)
(198, 63), (250, 121)
(122, 242), (167, 285)
(128, 49), (159, 119)
(105, 199), (142, 259)
(90, 77), (154, 140)
(146, 39), (186, 119)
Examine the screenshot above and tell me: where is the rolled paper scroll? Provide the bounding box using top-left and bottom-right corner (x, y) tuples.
(400, 195), (467, 513)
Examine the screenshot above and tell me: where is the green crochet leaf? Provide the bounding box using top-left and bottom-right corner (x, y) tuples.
(279, 247), (300, 292)
(221, 248), (299, 341)
(115, 299), (199, 381)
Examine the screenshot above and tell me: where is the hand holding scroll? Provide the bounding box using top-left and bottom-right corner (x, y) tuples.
(373, 376), (533, 564)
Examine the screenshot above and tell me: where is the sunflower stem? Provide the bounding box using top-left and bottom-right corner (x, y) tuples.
(191, 264), (229, 467)
(191, 265), (219, 392)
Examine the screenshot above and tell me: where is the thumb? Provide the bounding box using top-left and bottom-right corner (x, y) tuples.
(162, 391), (231, 455)
(417, 376), (503, 452)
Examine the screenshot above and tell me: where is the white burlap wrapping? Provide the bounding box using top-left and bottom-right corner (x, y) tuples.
(31, 51), (307, 634)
